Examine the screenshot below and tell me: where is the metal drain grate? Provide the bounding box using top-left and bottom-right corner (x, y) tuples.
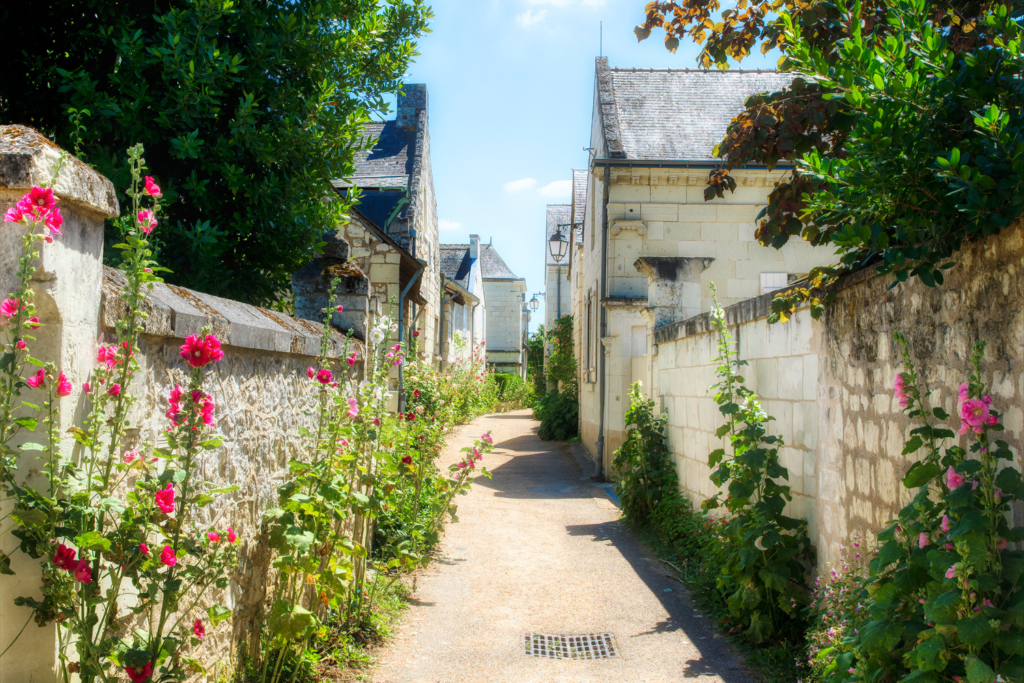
(523, 632), (619, 660)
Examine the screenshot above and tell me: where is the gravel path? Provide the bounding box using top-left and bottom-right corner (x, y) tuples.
(370, 410), (753, 683)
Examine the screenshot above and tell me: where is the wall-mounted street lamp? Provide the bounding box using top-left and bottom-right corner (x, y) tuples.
(529, 291), (544, 311)
(548, 229), (569, 263)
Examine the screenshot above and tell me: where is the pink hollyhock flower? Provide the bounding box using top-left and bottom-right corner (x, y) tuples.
(125, 663), (151, 683)
(3, 206), (24, 223)
(139, 543), (150, 555)
(983, 598), (994, 608)
(107, 383), (121, 397)
(946, 467), (964, 489)
(125, 663), (152, 683)
(155, 483), (175, 513)
(201, 398), (215, 426)
(82, 382), (91, 394)
(997, 537), (1008, 550)
(347, 352), (357, 367)
(207, 531), (221, 543)
(193, 618), (205, 639)
(372, 417), (381, 427)
(15, 341), (26, 350)
(981, 395), (992, 406)
(17, 187), (55, 217)
(918, 533), (928, 549)
(413, 329), (419, 337)
(413, 388), (420, 399)
(26, 368), (46, 388)
(481, 433), (493, 445)
(53, 543), (77, 571)
(96, 345), (118, 368)
(958, 382), (970, 402)
(169, 384), (184, 407)
(941, 515), (950, 532)
(315, 369), (332, 385)
(347, 397), (359, 418)
(227, 526), (237, 543)
(995, 489), (1002, 500)
(45, 209), (63, 236)
(144, 176), (162, 197)
(55, 372), (72, 397)
(137, 210), (157, 234)
(456, 461), (467, 469)
(124, 449), (140, 463)
(307, 367), (315, 379)
(473, 448), (481, 461)
(26, 317), (40, 329)
(401, 455), (413, 465)
(945, 564), (957, 579)
(160, 545), (177, 567)
(0, 298), (19, 320)
(336, 305), (343, 313)
(179, 334), (224, 368)
(73, 559), (93, 583)
(961, 398), (991, 429)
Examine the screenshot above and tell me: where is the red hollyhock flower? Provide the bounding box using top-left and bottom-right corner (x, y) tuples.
(179, 334), (224, 367)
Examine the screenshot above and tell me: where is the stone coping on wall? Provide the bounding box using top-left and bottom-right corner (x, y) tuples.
(652, 263), (879, 345)
(102, 267), (357, 357)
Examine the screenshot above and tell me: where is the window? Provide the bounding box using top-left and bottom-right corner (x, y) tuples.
(760, 272), (790, 295)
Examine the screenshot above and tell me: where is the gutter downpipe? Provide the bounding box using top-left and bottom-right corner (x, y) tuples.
(397, 265), (424, 413)
(595, 165), (609, 481)
(556, 265), (562, 318)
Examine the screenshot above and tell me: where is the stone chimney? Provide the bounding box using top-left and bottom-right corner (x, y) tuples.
(469, 234), (480, 260)
(397, 84), (428, 130)
(292, 232), (370, 340)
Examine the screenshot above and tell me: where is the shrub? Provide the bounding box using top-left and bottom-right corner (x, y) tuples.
(706, 284), (810, 644)
(534, 390), (578, 441)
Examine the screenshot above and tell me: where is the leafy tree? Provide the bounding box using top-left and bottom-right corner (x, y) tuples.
(635, 1), (1023, 320)
(526, 325), (546, 396)
(1, 0), (431, 305)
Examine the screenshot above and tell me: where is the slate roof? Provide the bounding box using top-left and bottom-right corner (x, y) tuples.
(439, 244), (471, 289)
(571, 170), (587, 244)
(598, 60), (792, 160)
(343, 121), (416, 187)
(480, 243), (520, 280)
(545, 204), (572, 266)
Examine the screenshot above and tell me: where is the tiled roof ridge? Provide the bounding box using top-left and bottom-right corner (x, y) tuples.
(608, 66), (786, 74)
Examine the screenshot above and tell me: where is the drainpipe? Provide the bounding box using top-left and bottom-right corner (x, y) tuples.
(556, 265), (562, 318)
(397, 265), (424, 413)
(595, 165), (610, 481)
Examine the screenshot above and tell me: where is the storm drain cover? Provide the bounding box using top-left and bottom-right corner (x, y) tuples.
(523, 632), (619, 660)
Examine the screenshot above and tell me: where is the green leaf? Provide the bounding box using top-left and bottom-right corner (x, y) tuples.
(902, 461), (938, 487)
(19, 442), (45, 451)
(207, 604), (231, 627)
(746, 611), (773, 644)
(912, 636), (947, 672)
(75, 531), (112, 552)
(267, 601), (315, 641)
(861, 619), (903, 653)
(13, 417), (38, 431)
(958, 618), (993, 648)
(966, 656), (996, 683)
(12, 509), (47, 529)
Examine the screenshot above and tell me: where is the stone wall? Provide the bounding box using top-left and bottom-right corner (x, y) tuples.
(483, 279), (526, 372)
(0, 127), (356, 681)
(650, 221), (1023, 568)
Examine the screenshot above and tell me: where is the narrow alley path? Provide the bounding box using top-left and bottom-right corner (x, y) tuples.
(371, 410), (752, 683)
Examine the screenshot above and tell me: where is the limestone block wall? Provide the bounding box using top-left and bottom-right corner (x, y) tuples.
(483, 280), (525, 354)
(650, 221), (1023, 569)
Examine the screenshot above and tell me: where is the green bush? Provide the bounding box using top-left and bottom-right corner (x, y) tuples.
(534, 390), (578, 441)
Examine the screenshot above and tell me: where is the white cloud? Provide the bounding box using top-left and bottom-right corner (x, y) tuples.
(538, 180), (572, 198)
(439, 219), (461, 231)
(515, 9), (548, 27)
(503, 177), (538, 192)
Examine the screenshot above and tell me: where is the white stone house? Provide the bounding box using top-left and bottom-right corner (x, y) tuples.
(542, 204), (573, 387)
(571, 58), (824, 477)
(438, 235), (487, 368)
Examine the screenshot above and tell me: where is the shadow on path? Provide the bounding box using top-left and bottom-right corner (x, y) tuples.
(566, 520), (751, 683)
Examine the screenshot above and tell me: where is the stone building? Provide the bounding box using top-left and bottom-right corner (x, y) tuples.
(333, 84), (440, 360)
(571, 58), (823, 476)
(439, 236), (527, 376)
(438, 235), (487, 367)
(542, 204), (573, 385)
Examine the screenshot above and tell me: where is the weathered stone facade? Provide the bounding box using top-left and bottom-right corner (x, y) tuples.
(649, 221), (1023, 568)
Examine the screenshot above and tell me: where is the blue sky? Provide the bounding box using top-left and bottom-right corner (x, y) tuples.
(393, 0), (779, 333)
